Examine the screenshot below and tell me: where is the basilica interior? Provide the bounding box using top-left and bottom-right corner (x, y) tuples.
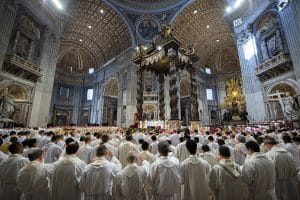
(0, 0), (299, 128)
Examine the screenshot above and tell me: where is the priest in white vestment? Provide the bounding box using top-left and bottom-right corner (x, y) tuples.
(175, 136), (190, 162)
(118, 135), (139, 168)
(115, 151), (148, 200)
(180, 140), (211, 200)
(51, 142), (86, 200)
(200, 144), (217, 166)
(242, 140), (276, 200)
(0, 142), (29, 200)
(148, 140), (181, 200)
(43, 135), (62, 163)
(17, 149), (51, 200)
(0, 138), (8, 163)
(80, 144), (122, 200)
(234, 135), (247, 165)
(209, 146), (246, 200)
(77, 135), (93, 164)
(138, 141), (155, 165)
(150, 135), (159, 155)
(264, 137), (300, 200)
(282, 135), (300, 168)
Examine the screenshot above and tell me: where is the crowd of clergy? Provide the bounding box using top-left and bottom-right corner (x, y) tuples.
(0, 126), (300, 200)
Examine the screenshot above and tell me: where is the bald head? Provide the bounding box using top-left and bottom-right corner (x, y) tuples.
(127, 151), (138, 163)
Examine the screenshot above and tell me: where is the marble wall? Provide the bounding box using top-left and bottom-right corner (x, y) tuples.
(0, 0), (64, 127)
(230, 0), (300, 122)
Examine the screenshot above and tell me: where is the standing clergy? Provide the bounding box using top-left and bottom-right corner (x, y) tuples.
(138, 141), (155, 165)
(77, 135), (93, 164)
(51, 142), (86, 200)
(264, 137), (300, 200)
(80, 144), (122, 200)
(180, 140), (211, 200)
(242, 140), (276, 200)
(43, 135), (62, 163)
(209, 146), (246, 200)
(0, 138), (8, 163)
(115, 151), (148, 200)
(234, 135), (247, 165)
(17, 149), (51, 200)
(200, 145), (217, 167)
(175, 135), (190, 162)
(118, 134), (139, 168)
(0, 142), (29, 200)
(148, 140), (181, 200)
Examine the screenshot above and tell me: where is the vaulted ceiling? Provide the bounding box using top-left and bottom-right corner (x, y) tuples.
(57, 0), (240, 74)
(109, 0), (184, 10)
(57, 0), (132, 73)
(172, 0), (240, 74)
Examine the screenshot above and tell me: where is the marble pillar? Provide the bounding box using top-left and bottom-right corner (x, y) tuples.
(158, 73), (165, 120)
(189, 67), (199, 121)
(168, 48), (179, 120)
(136, 66), (144, 121)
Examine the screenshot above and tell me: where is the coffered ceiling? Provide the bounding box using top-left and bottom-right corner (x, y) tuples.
(58, 0), (132, 73)
(172, 0), (240, 74)
(57, 0), (240, 74)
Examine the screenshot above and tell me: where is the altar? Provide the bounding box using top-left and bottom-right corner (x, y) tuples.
(140, 120), (165, 129)
(132, 21), (201, 128)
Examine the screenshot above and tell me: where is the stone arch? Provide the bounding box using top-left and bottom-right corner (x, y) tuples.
(267, 80), (299, 96)
(0, 81), (32, 125)
(266, 80), (299, 121)
(103, 78), (119, 97)
(0, 80), (30, 101)
(102, 77), (119, 126)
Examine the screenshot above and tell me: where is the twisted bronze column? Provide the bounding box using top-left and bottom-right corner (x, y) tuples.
(136, 67), (144, 121)
(158, 73), (165, 120)
(189, 66), (199, 121)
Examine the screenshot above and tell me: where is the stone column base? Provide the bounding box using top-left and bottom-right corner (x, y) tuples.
(190, 121), (202, 131)
(166, 120), (181, 130)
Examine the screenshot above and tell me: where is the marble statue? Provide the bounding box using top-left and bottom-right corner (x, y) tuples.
(0, 88), (15, 119)
(283, 92), (300, 120)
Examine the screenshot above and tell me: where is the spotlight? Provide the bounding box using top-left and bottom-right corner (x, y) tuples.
(51, 0), (63, 10)
(193, 10), (198, 14)
(234, 0), (244, 9)
(226, 6), (232, 13)
(157, 46), (162, 51)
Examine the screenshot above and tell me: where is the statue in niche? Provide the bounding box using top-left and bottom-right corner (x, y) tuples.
(160, 23), (173, 39)
(16, 37), (29, 59)
(267, 35), (279, 56)
(0, 88), (16, 120)
(257, 14), (277, 35)
(283, 92), (300, 120)
(20, 15), (40, 39)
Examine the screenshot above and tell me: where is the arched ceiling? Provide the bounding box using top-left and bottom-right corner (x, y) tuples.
(206, 45), (239, 74)
(57, 44), (95, 73)
(59, 0), (132, 72)
(109, 0), (184, 11)
(172, 0), (240, 74)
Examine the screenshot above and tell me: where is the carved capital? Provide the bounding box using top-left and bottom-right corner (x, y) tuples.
(234, 29), (252, 45)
